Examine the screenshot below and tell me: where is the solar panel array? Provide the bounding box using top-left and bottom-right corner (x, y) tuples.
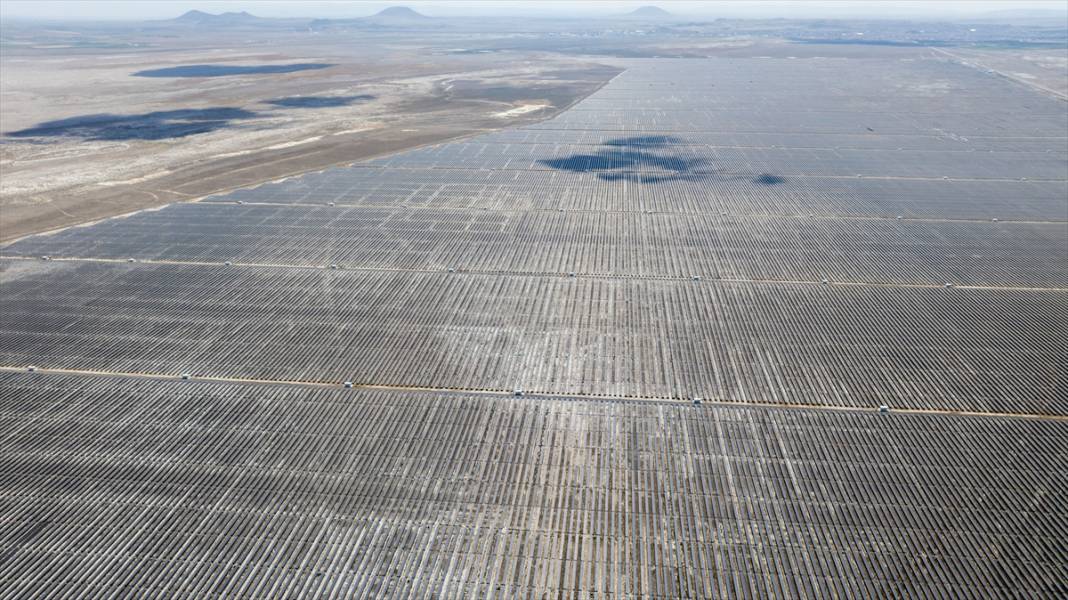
(1, 372), (1065, 599)
(2, 56), (1066, 596)
(3, 260), (1065, 413)
(7, 203), (1067, 287)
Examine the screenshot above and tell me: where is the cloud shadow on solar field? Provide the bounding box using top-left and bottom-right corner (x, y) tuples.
(755, 174), (786, 185)
(133, 63), (334, 78)
(264, 95), (376, 108)
(539, 136), (787, 185)
(5, 108), (260, 141)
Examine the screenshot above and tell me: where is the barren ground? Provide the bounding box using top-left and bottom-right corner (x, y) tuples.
(3, 19), (1063, 242)
(0, 29), (620, 240)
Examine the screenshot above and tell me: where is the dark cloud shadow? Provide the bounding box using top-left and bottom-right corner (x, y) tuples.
(755, 174), (787, 185)
(539, 136), (788, 186)
(133, 63), (335, 78)
(263, 95), (376, 108)
(541, 149), (708, 182)
(5, 108), (260, 141)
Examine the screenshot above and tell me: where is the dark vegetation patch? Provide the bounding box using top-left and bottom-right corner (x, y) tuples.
(264, 95), (375, 108)
(5, 108), (259, 141)
(133, 63), (334, 78)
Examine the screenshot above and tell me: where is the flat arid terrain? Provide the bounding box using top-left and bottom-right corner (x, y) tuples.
(1, 22), (620, 240)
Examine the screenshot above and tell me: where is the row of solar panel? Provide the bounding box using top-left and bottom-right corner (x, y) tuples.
(7, 203), (1065, 287)
(197, 167), (1068, 221)
(3, 260), (1064, 413)
(1, 372), (1063, 598)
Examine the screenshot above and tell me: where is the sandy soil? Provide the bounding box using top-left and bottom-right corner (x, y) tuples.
(0, 29), (620, 241)
(6, 18), (1057, 243)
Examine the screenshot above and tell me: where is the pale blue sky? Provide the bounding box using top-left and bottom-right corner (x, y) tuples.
(2, 1), (1066, 21)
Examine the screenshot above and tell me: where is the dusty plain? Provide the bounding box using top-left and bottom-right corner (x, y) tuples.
(1, 25), (620, 240)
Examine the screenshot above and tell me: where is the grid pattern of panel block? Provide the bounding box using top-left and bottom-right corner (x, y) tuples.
(1, 373), (1064, 599)
(2, 54), (1066, 598)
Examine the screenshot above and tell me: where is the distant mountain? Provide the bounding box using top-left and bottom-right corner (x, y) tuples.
(310, 6), (434, 31)
(174, 9), (213, 22)
(369, 6), (430, 21)
(626, 6), (672, 19)
(172, 10), (264, 26)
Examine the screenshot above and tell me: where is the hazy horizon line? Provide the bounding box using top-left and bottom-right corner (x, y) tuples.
(3, 1), (1067, 24)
